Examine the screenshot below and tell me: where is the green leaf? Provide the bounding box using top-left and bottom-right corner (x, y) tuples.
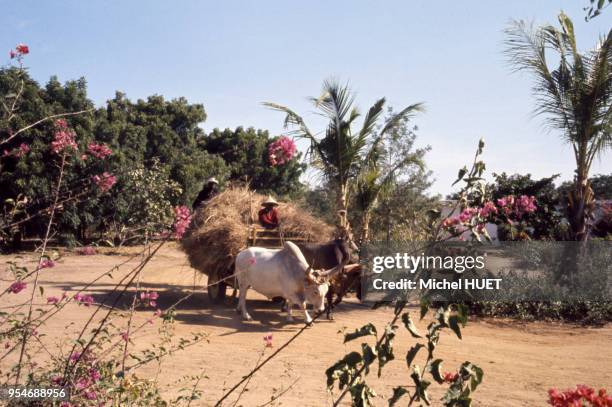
(361, 343), (377, 375)
(388, 387), (408, 406)
(448, 315), (462, 339)
(429, 359), (444, 384)
(401, 313), (422, 338)
(406, 343), (424, 367)
(344, 323), (377, 343)
(452, 166), (468, 186)
(456, 303), (469, 326)
(419, 297), (430, 320)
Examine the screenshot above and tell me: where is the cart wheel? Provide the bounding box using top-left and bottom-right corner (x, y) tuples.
(207, 270), (227, 304)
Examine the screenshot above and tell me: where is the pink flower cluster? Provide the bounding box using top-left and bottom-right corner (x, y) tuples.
(92, 172), (117, 192)
(268, 136), (297, 166)
(173, 205), (192, 239)
(263, 333), (273, 348)
(51, 119), (77, 154)
(2, 143), (30, 158)
(74, 293), (95, 306)
(548, 385), (612, 407)
(47, 296), (60, 305)
(9, 43), (29, 59)
(140, 290), (159, 307)
(87, 143), (112, 159)
(39, 258), (55, 269)
(76, 246), (97, 255)
(8, 280), (27, 294)
(441, 195), (537, 232)
(497, 195), (537, 218)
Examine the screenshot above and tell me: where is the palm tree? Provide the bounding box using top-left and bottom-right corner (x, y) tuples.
(505, 12), (611, 240)
(264, 79), (424, 234)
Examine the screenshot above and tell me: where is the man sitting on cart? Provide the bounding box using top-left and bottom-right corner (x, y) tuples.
(192, 177), (219, 210)
(258, 196), (280, 229)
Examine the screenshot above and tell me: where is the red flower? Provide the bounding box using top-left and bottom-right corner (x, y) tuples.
(443, 371), (458, 383)
(15, 44), (29, 55)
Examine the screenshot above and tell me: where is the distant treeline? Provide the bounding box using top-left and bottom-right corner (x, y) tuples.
(0, 68), (305, 245)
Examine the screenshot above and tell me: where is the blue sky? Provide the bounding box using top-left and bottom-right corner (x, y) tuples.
(1, 1), (610, 195)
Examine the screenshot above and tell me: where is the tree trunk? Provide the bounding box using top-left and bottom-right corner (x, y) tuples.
(359, 210), (372, 245)
(568, 151), (593, 241)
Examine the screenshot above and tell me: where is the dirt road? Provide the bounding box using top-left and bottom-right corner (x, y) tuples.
(1, 244), (610, 406)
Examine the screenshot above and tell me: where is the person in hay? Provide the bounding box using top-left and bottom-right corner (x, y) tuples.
(192, 177), (219, 210)
(258, 196), (280, 229)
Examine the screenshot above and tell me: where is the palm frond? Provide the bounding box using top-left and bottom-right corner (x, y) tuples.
(379, 103), (426, 136)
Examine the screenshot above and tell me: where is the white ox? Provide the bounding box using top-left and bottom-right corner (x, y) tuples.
(235, 241), (337, 323)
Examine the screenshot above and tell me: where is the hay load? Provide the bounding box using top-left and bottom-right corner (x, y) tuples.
(180, 186), (334, 280)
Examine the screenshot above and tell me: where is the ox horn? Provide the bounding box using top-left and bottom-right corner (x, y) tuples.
(317, 264), (343, 279)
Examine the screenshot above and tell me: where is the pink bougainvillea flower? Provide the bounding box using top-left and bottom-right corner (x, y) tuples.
(172, 205), (192, 239)
(140, 290), (159, 307)
(120, 332), (129, 342)
(248, 257), (257, 265)
(87, 142), (112, 159)
(268, 136), (297, 166)
(458, 207), (478, 223)
(89, 368), (101, 382)
(92, 172), (117, 192)
(8, 280), (27, 294)
(51, 119), (77, 154)
(9, 50), (16, 59)
(77, 246), (97, 255)
(74, 293), (95, 306)
(16, 143), (30, 157)
(47, 296), (60, 305)
(154, 309), (162, 318)
(263, 333), (273, 348)
(39, 259), (55, 269)
(69, 351), (81, 362)
(15, 44), (29, 55)
(479, 201), (498, 218)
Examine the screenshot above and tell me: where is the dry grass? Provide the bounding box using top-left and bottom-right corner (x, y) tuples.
(179, 186), (334, 279)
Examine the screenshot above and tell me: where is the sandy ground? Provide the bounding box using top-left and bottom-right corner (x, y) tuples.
(1, 243), (611, 406)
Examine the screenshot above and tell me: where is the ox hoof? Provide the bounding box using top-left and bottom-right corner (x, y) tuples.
(327, 314), (334, 321)
(243, 314), (253, 321)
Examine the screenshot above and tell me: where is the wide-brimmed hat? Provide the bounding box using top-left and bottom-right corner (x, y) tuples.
(262, 196), (279, 206)
(206, 177), (219, 185)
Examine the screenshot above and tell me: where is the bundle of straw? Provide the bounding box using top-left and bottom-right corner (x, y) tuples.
(180, 186), (333, 279)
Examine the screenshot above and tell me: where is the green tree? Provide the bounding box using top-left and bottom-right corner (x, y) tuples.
(353, 108), (430, 243)
(265, 79), (424, 232)
(505, 12), (612, 240)
(200, 127), (305, 197)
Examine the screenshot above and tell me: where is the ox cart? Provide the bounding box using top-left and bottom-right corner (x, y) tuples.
(207, 225), (310, 303)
